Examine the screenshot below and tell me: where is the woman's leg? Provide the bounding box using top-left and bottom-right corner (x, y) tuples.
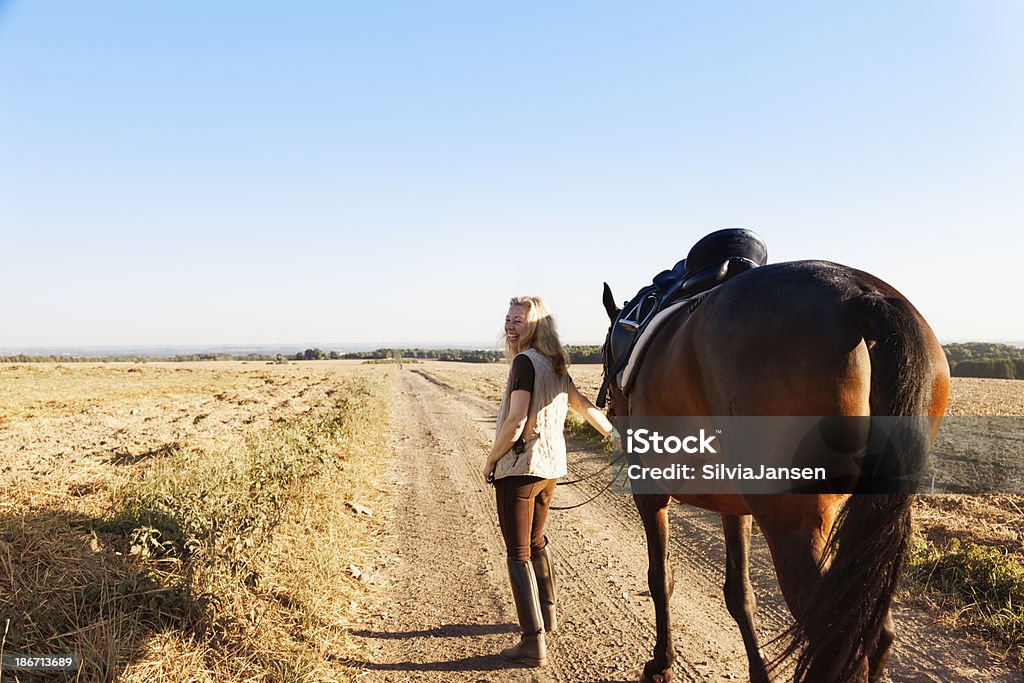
(495, 476), (539, 561)
(529, 479), (558, 632)
(529, 478), (557, 552)
(494, 476), (548, 666)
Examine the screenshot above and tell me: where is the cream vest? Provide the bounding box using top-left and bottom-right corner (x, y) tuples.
(493, 348), (571, 480)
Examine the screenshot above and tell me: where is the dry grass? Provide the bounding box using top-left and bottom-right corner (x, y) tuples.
(0, 361), (394, 682)
(909, 378), (1024, 653)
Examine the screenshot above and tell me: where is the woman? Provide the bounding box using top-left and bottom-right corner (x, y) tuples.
(482, 296), (620, 667)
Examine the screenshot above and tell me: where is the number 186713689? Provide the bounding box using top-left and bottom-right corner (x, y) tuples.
(1, 654), (81, 671)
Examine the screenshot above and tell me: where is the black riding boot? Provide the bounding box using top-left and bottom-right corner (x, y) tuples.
(500, 558), (548, 667)
(531, 540), (557, 633)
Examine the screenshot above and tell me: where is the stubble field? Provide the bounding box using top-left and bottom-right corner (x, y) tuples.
(0, 360), (395, 681)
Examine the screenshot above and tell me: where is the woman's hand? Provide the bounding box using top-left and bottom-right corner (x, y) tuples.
(485, 390), (529, 485)
(482, 458), (496, 484)
(608, 427), (623, 451)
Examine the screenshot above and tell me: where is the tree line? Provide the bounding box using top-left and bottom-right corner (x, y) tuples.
(944, 342), (1024, 380)
(339, 348), (504, 363)
(0, 352), (280, 363)
(4, 343), (1022, 380)
(336, 346), (606, 363)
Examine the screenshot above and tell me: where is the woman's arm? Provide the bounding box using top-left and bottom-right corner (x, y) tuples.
(482, 389), (531, 482)
(567, 381), (620, 446)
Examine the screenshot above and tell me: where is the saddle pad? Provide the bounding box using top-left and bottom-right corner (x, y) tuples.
(619, 298), (691, 394)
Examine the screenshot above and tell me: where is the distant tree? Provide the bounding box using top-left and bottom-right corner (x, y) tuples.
(952, 358), (1015, 379)
(942, 343), (1023, 380)
(944, 342), (1024, 364)
(566, 345), (603, 364)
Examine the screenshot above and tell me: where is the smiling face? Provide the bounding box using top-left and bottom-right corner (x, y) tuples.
(505, 304), (528, 352)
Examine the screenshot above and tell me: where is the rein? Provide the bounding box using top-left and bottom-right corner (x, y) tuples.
(596, 323), (616, 408)
(556, 336), (624, 511)
(550, 451), (627, 511)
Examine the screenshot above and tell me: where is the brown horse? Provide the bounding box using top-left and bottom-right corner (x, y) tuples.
(601, 260), (950, 683)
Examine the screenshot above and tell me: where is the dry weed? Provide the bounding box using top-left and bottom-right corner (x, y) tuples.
(0, 362), (394, 682)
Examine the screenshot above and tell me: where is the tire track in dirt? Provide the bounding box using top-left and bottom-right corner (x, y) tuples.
(351, 370), (1017, 682)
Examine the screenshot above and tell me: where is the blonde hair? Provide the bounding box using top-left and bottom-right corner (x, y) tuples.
(505, 296), (570, 375)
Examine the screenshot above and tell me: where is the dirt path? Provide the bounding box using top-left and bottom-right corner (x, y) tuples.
(349, 369), (1017, 682)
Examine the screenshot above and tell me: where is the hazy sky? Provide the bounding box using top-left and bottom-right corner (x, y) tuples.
(2, 1), (1022, 348)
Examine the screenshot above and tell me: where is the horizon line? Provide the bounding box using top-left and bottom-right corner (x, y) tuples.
(2, 338), (1022, 355)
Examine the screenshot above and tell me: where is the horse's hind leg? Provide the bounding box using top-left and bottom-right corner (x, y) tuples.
(722, 514), (769, 683)
(635, 493), (675, 683)
(868, 609), (895, 681)
(756, 498), (871, 682)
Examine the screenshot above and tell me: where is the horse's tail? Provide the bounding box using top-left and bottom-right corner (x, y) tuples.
(788, 293), (936, 682)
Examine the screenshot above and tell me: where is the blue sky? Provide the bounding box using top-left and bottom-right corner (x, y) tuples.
(2, 1), (1022, 348)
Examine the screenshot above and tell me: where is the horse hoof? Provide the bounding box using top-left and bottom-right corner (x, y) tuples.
(639, 664), (673, 683)
(639, 674), (672, 683)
